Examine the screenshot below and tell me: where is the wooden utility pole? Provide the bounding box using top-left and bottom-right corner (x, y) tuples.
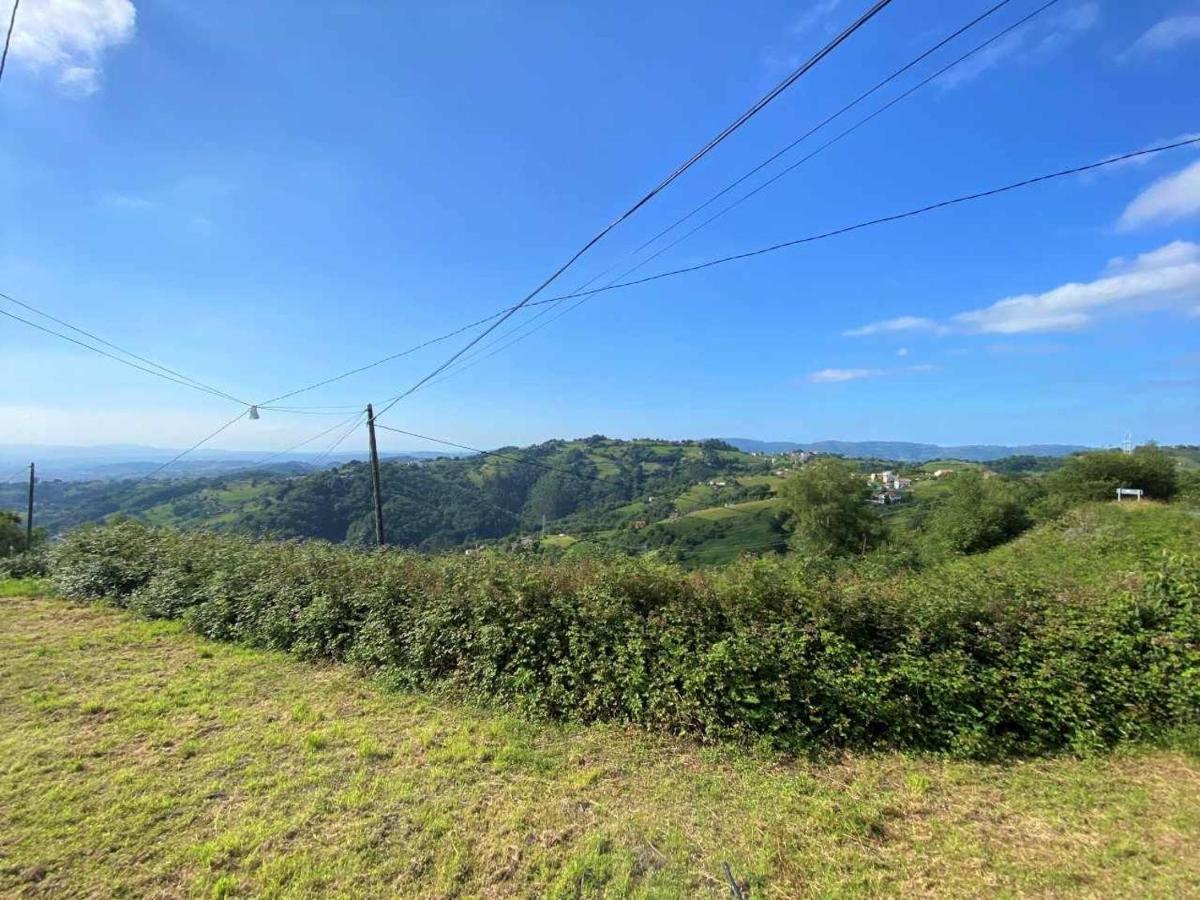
(365, 404), (386, 547)
(25, 462), (34, 551)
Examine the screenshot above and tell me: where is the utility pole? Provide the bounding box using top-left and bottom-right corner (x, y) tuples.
(365, 404), (386, 547)
(25, 462), (34, 552)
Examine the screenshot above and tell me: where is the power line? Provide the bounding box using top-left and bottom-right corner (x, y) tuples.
(253, 306), (515, 408)
(0, 290), (252, 406)
(0, 291), (428, 417)
(0, 287), (515, 427)
(10, 0), (891, 423)
(0, 466), (28, 486)
(135, 395), (365, 480)
(617, 0), (1066, 282)
(193, 0), (1017, 415)
(0, 306), (254, 405)
(371, 0), (896, 421)
(0, 292), (387, 479)
(20, 4), (1143, 483)
(271, 133), (1200, 415)
(313, 410), (368, 465)
(360, 447), (527, 524)
(383, 132), (1200, 401)
(260, 404), (363, 412)
(138, 407), (367, 484)
(255, 407), (362, 416)
(421, 0), (1061, 390)
(235, 411), (368, 472)
(139, 410), (249, 482)
(510, 136), (1200, 310)
(631, 0), (1019, 257)
(46, 134), (1197, 485)
(11, 0), (894, 485)
(0, 0), (18, 83)
(300, 418), (529, 525)
(0, 285), (510, 426)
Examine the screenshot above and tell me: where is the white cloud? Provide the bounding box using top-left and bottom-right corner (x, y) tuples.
(791, 0), (843, 35)
(953, 243), (1200, 334)
(8, 0), (135, 97)
(895, 347), (909, 357)
(842, 315), (946, 337)
(1122, 14), (1200, 59)
(809, 368), (881, 383)
(937, 2), (1098, 89)
(58, 65), (100, 96)
(1117, 159), (1200, 230)
(937, 31), (1025, 90)
(807, 364), (939, 384)
(842, 242), (1200, 338)
(764, 0), (845, 74)
(1108, 239), (1200, 273)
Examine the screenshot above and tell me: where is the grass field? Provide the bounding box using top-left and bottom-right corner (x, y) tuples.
(683, 498), (782, 521)
(3, 581), (1199, 897)
(539, 534), (579, 550)
(139, 480), (282, 529)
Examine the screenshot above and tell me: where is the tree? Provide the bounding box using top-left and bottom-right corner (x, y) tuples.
(0, 511), (24, 556)
(922, 471), (1030, 556)
(780, 457), (882, 557)
(1044, 446), (1178, 505)
(0, 510), (43, 556)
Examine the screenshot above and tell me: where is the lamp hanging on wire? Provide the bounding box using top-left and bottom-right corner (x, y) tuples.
(247, 405), (260, 420)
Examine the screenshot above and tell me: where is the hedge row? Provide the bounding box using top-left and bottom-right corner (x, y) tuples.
(48, 519), (1200, 757)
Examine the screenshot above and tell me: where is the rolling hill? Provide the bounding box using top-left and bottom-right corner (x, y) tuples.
(6, 437), (1189, 567)
(2, 438), (776, 557)
(0, 443), (462, 481)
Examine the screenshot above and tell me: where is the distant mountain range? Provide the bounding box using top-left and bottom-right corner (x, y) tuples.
(721, 439), (1093, 462)
(0, 438), (1096, 482)
(0, 443), (465, 482)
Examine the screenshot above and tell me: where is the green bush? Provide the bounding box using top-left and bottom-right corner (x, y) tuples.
(920, 471), (1032, 558)
(47, 519), (1200, 758)
(0, 549), (48, 578)
(1178, 469), (1200, 507)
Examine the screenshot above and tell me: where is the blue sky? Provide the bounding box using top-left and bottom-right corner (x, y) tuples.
(1, 0), (1198, 455)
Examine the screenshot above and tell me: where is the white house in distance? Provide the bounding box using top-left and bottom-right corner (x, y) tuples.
(868, 471), (912, 491)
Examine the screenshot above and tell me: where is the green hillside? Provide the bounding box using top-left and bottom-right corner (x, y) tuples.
(0, 437), (791, 558)
(5, 439), (1197, 568)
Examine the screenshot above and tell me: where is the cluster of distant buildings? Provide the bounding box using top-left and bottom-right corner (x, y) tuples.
(867, 470), (913, 506)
